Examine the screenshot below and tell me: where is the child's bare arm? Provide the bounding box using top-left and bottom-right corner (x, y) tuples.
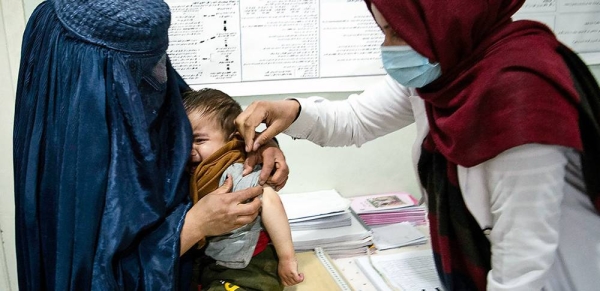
(261, 186), (294, 259)
(261, 186), (304, 286)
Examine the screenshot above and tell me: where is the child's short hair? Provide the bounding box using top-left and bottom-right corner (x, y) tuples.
(182, 88), (242, 138)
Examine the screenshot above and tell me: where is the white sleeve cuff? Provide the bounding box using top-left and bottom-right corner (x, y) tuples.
(282, 97), (321, 139)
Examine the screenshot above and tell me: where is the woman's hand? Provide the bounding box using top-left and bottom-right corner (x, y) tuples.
(180, 175), (262, 255)
(244, 139), (289, 191)
(235, 100), (299, 190)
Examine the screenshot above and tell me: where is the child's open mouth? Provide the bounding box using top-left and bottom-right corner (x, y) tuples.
(189, 163), (199, 174)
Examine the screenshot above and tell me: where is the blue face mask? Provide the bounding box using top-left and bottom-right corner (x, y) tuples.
(381, 46), (442, 88)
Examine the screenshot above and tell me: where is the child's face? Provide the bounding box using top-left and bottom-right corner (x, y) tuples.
(187, 111), (228, 170)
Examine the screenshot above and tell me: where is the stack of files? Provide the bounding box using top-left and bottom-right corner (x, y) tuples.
(281, 189), (373, 259)
(350, 192), (427, 226)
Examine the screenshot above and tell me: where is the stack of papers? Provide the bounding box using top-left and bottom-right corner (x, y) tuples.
(291, 213), (373, 258)
(350, 192), (427, 226)
(281, 189), (353, 231)
(281, 189), (351, 221)
(289, 210), (352, 231)
(281, 189), (373, 258)
(371, 222), (427, 251)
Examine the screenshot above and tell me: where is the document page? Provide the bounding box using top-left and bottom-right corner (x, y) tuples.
(168, 0), (242, 84)
(239, 0), (320, 81)
(319, 0), (384, 77)
(515, 0), (600, 63)
(355, 250), (442, 291)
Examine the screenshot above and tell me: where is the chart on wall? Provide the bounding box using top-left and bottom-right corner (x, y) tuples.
(165, 0), (600, 96)
(514, 0), (600, 63)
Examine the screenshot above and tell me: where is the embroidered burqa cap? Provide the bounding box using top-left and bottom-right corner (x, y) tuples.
(13, 1), (193, 290)
(51, 0), (170, 52)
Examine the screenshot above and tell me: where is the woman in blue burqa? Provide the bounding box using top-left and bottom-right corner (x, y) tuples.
(13, 0), (289, 290)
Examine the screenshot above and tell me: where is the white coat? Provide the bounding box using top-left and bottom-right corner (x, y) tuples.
(284, 75), (600, 291)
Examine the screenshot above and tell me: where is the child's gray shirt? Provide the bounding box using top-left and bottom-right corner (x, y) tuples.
(204, 163), (263, 269)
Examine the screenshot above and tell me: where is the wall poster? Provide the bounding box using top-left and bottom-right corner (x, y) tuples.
(165, 0), (600, 96)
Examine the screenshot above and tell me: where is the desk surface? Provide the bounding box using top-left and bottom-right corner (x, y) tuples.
(284, 225), (431, 291)
(282, 251), (341, 291)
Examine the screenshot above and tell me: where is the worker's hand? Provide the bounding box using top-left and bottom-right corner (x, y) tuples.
(244, 139), (289, 191)
(235, 100), (300, 152)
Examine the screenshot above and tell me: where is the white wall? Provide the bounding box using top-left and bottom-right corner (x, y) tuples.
(1, 0), (26, 290)
(233, 93), (420, 197)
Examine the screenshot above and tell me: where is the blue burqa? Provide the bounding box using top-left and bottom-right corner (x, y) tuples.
(13, 1), (193, 290)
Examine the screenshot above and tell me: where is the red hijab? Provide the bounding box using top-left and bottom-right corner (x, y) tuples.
(367, 0), (581, 166)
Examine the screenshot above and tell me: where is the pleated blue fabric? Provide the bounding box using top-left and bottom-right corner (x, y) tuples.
(13, 1), (193, 290)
